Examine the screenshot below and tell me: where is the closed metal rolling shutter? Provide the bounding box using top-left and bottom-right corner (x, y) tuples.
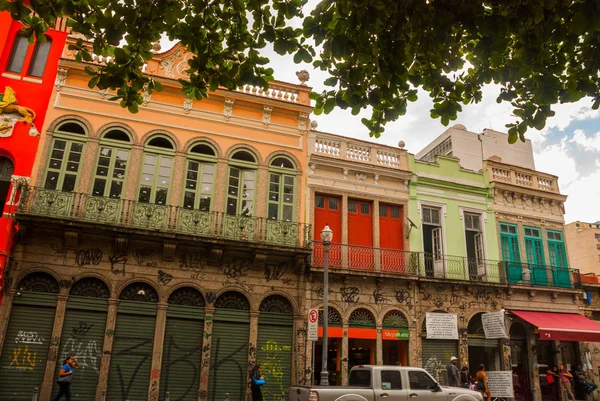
(52, 296), (108, 400)
(208, 309), (249, 401)
(468, 338), (499, 348)
(421, 339), (458, 385)
(107, 301), (157, 401)
(257, 312), (293, 401)
(0, 292), (57, 401)
(160, 304), (204, 401)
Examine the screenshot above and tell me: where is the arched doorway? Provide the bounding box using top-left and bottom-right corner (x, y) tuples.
(315, 306), (342, 385)
(421, 310), (458, 385)
(348, 308), (376, 367)
(467, 313), (500, 377)
(257, 295), (294, 401)
(160, 287), (205, 401)
(509, 322), (530, 401)
(0, 272), (59, 400)
(107, 282), (158, 401)
(0, 156), (14, 214)
(52, 277), (110, 400)
(382, 310), (410, 366)
(208, 291), (250, 401)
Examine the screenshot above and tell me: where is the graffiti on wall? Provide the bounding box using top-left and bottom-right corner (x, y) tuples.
(209, 337), (247, 401)
(109, 336), (154, 401)
(161, 335), (202, 400)
(259, 340), (292, 401)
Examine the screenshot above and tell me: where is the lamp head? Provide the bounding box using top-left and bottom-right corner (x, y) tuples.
(320, 224), (333, 244)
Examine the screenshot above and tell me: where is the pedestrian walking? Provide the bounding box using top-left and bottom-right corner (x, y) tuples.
(559, 364), (575, 401)
(476, 364), (492, 401)
(546, 366), (560, 401)
(460, 366), (470, 389)
(446, 356), (461, 387)
(52, 355), (78, 401)
(250, 363), (266, 401)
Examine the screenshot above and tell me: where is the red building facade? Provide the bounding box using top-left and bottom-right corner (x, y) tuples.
(0, 12), (69, 303)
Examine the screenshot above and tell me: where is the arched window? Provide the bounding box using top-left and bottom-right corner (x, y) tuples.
(28, 37), (52, 77)
(6, 34), (28, 74)
(138, 135), (174, 205)
(44, 121), (87, 192)
(183, 143), (216, 211)
(227, 149), (257, 216)
(268, 156), (296, 221)
(92, 129), (132, 198)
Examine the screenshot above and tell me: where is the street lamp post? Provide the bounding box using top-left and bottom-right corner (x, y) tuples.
(320, 224), (333, 386)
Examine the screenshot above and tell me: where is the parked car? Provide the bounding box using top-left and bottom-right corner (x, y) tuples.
(289, 365), (484, 401)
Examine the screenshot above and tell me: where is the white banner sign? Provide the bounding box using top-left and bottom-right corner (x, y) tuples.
(482, 311), (508, 339)
(307, 308), (319, 342)
(426, 313), (458, 340)
(486, 371), (514, 398)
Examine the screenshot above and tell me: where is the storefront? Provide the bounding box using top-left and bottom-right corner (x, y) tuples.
(421, 312), (458, 385)
(348, 308), (377, 368)
(382, 310), (409, 366)
(467, 313), (500, 376)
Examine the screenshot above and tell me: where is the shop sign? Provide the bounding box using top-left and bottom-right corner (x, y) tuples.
(381, 329), (410, 340)
(486, 371), (514, 398)
(482, 310), (508, 339)
(307, 308), (318, 341)
(426, 312), (458, 339)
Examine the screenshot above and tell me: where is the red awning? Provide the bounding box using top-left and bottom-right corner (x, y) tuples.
(511, 310), (600, 342)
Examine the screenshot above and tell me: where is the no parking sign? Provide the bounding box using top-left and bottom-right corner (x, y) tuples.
(308, 308), (319, 341)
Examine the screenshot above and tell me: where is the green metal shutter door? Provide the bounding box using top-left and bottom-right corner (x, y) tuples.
(0, 293), (57, 401)
(107, 301), (157, 401)
(421, 339), (458, 385)
(52, 296), (108, 400)
(208, 310), (249, 401)
(257, 313), (293, 401)
(160, 305), (204, 401)
(468, 338), (499, 348)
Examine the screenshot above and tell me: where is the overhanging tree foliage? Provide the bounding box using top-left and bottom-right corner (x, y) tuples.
(3, 0), (600, 142)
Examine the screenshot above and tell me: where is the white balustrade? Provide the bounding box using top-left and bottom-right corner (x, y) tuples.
(346, 144), (371, 162)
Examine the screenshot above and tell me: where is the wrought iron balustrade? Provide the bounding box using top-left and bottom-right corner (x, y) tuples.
(505, 261), (581, 289)
(18, 187), (311, 248)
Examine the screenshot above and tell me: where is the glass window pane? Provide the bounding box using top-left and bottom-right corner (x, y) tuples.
(268, 203), (278, 220)
(100, 147), (112, 157)
(98, 156), (110, 167)
(186, 180), (196, 190)
(391, 206), (400, 218)
(201, 173), (213, 183)
(155, 188), (168, 205)
(71, 143), (83, 153)
(360, 203), (370, 215)
(203, 164), (214, 173)
(109, 181), (123, 198)
(113, 168), (126, 179)
(380, 206), (388, 217)
(44, 171), (59, 190)
(49, 158), (62, 169)
(160, 157), (172, 167)
(241, 200), (253, 216)
(62, 174), (76, 192)
(283, 205), (293, 221)
(54, 140), (66, 150)
(284, 176), (294, 185)
(138, 186), (151, 203)
(227, 197), (237, 215)
(199, 196), (211, 211)
(52, 149), (65, 159)
(28, 39), (52, 77)
(116, 150), (128, 161)
(187, 170), (198, 181)
(7, 35), (29, 74)
(183, 192), (195, 209)
(201, 182), (212, 192)
(329, 198), (339, 210)
(188, 161), (199, 172)
(270, 174), (280, 183)
(96, 166), (108, 176)
(142, 173), (153, 183)
(283, 193), (293, 203)
(66, 162), (79, 172)
(68, 152), (82, 162)
(159, 166), (171, 176)
(316, 196), (325, 208)
(349, 201), (357, 213)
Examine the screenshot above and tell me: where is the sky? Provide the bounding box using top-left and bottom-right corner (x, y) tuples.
(161, 4), (600, 224)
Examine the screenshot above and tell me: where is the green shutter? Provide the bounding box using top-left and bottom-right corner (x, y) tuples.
(160, 305), (204, 401)
(257, 313), (293, 401)
(51, 296), (108, 400)
(208, 310), (249, 401)
(421, 339), (458, 385)
(0, 295), (57, 401)
(107, 301), (157, 401)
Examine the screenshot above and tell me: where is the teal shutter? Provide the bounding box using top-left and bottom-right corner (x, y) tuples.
(51, 296), (108, 400)
(525, 232), (547, 286)
(500, 223), (522, 284)
(257, 312), (293, 401)
(160, 305), (204, 401)
(547, 230), (570, 288)
(107, 301), (157, 401)
(0, 293), (57, 401)
(208, 310), (250, 401)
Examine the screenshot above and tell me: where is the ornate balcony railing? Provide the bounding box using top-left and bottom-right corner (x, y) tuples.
(311, 242), (581, 289)
(485, 160), (560, 194)
(18, 187), (311, 249)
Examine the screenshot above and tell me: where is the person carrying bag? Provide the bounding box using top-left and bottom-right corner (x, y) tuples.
(53, 355), (78, 401)
(250, 363), (266, 401)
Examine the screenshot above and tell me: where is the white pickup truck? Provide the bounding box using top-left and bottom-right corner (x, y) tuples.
(288, 365), (484, 401)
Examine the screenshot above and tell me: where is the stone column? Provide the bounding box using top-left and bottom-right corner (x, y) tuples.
(77, 137), (99, 194)
(0, 289), (16, 356)
(341, 324), (349, 385)
(500, 338), (512, 371)
(292, 314), (306, 386)
(40, 293), (68, 401)
(376, 325), (383, 365)
(213, 159), (229, 214)
(409, 325), (421, 367)
(255, 166), (268, 219)
(246, 311), (260, 401)
(123, 144), (143, 201)
(169, 152), (186, 208)
(198, 307), (215, 401)
(527, 325), (541, 401)
(459, 331), (469, 372)
(95, 298), (119, 401)
(147, 302), (168, 401)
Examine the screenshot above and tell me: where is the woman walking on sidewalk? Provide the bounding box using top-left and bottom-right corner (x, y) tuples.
(559, 364), (576, 401)
(476, 364), (492, 401)
(52, 355), (78, 401)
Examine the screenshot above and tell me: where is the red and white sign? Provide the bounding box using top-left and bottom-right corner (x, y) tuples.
(308, 308), (319, 341)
